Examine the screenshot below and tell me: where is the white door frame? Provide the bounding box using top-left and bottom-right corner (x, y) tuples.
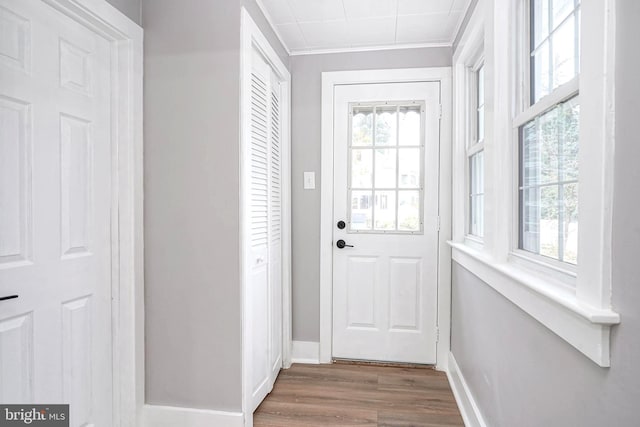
(319, 68), (452, 370)
(240, 7), (292, 426)
(35, 1), (144, 425)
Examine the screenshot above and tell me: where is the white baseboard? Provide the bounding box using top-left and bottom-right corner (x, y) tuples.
(446, 352), (488, 427)
(143, 404), (244, 427)
(291, 340), (320, 364)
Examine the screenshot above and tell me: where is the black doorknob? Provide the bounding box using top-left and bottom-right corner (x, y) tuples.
(337, 220), (346, 230)
(0, 295), (18, 302)
(336, 239), (354, 249)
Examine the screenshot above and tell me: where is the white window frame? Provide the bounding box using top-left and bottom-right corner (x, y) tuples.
(451, 0), (620, 367)
(468, 58), (485, 242)
(511, 0), (582, 280)
(453, 0), (485, 250)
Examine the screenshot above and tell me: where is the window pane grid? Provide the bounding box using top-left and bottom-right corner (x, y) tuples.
(468, 63), (485, 238)
(469, 150), (484, 237)
(476, 64), (485, 143)
(519, 97), (579, 264)
(530, 0), (581, 103)
(348, 102), (424, 234)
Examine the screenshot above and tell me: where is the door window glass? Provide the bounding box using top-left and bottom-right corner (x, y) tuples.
(348, 102), (425, 233)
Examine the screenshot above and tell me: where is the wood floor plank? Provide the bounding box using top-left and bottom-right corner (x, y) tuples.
(378, 410), (464, 427)
(254, 363), (464, 427)
(254, 400), (378, 426)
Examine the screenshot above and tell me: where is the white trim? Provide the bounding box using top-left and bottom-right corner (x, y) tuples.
(449, 0), (478, 47)
(319, 67), (453, 370)
(291, 341), (320, 364)
(575, 0), (617, 309)
(446, 353), (488, 427)
(451, 242), (619, 366)
(512, 77), (579, 128)
(254, 0), (292, 56)
(240, 7), (292, 427)
(39, 1), (144, 426)
(143, 405), (243, 427)
(290, 42), (452, 57)
(452, 0), (484, 244)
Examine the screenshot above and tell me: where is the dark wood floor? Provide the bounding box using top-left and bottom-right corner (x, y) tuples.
(254, 363), (464, 427)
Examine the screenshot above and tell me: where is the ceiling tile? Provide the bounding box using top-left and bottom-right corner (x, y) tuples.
(287, 0), (346, 23)
(298, 20), (350, 48)
(259, 0), (465, 52)
(347, 16), (397, 46)
(397, 0), (454, 15)
(396, 12), (460, 43)
(276, 23), (307, 50)
(261, 0), (297, 25)
(343, 0), (398, 19)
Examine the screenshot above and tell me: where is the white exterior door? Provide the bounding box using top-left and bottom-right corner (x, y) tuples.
(0, 0), (113, 424)
(332, 82), (441, 364)
(247, 50), (283, 412)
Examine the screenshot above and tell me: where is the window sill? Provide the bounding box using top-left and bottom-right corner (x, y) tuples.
(449, 241), (620, 367)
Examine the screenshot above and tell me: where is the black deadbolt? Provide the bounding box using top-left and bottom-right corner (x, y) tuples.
(337, 220), (346, 229)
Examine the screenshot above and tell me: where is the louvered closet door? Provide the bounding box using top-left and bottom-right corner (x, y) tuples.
(269, 72), (283, 383)
(248, 50), (283, 412)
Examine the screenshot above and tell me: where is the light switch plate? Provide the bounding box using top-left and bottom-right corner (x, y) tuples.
(303, 172), (316, 189)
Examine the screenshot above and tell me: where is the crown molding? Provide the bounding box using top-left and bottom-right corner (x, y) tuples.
(290, 42), (452, 57)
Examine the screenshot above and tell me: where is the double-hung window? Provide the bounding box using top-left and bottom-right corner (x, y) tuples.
(451, 0), (619, 368)
(516, 0), (581, 268)
(469, 62), (485, 238)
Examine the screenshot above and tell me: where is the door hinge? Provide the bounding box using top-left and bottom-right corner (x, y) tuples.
(437, 216), (441, 232)
(438, 104), (442, 119)
(436, 327), (440, 343)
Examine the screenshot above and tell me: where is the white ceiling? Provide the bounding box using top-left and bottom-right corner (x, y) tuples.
(258, 0), (472, 54)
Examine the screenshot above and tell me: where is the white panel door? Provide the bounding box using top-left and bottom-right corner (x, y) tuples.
(332, 82), (441, 364)
(0, 0), (113, 424)
(248, 50), (283, 412)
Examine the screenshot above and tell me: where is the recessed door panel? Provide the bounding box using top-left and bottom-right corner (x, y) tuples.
(60, 114), (92, 258)
(0, 313), (33, 403)
(346, 256), (378, 329)
(389, 258), (422, 331)
(62, 297), (92, 426)
(0, 96), (31, 265)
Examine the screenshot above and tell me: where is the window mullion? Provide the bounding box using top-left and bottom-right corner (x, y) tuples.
(513, 76), (579, 128)
(395, 105), (400, 232)
(467, 140), (485, 157)
(372, 107), (376, 230)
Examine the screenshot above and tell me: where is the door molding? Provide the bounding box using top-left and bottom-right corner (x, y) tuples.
(320, 68), (452, 370)
(38, 1), (144, 426)
(240, 7), (292, 426)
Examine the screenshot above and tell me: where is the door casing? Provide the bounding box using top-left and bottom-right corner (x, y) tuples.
(33, 1), (144, 426)
(320, 68), (453, 370)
